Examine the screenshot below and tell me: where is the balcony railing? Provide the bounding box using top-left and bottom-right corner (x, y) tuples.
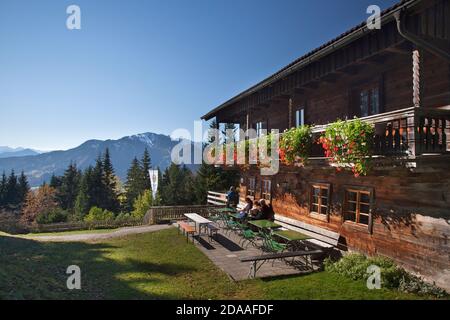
(215, 106), (450, 167)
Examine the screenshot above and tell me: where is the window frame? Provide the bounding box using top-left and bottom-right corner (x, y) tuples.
(295, 108), (305, 127)
(247, 177), (256, 198)
(261, 179), (272, 202)
(255, 120), (268, 138)
(352, 78), (384, 118)
(343, 186), (374, 233)
(309, 183), (331, 221)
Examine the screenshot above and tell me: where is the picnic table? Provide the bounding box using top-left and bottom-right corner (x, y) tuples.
(248, 219), (281, 230)
(273, 229), (311, 241)
(273, 229), (312, 250)
(184, 213), (213, 236)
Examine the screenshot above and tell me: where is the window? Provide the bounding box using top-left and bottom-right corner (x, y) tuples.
(255, 121), (267, 137)
(310, 184), (330, 216)
(295, 108), (305, 127)
(344, 188), (373, 226)
(358, 86), (380, 117)
(261, 179), (272, 201)
(248, 177), (256, 197)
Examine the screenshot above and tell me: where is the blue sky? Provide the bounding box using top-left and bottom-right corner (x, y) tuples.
(0, 0), (398, 151)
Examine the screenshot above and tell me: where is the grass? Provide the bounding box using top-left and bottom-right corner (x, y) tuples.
(23, 228), (118, 237)
(0, 228), (435, 300)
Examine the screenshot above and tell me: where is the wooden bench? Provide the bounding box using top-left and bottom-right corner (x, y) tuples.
(207, 191), (228, 206)
(274, 215), (341, 252)
(178, 221), (196, 243)
(207, 191), (247, 210)
(240, 249), (323, 278)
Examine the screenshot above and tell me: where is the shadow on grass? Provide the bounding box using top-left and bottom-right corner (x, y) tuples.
(0, 235), (195, 300)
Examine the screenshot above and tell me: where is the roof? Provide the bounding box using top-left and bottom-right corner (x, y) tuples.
(202, 0), (421, 120)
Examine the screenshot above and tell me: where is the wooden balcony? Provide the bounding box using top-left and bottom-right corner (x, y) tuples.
(215, 106), (450, 169)
(309, 106), (450, 159)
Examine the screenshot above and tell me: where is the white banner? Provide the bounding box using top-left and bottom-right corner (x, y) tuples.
(149, 169), (159, 199)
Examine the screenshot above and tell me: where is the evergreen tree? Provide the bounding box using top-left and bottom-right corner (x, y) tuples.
(90, 156), (107, 209)
(57, 163), (81, 212)
(17, 171), (30, 205)
(5, 170), (19, 208)
(0, 172), (7, 208)
(160, 164), (196, 206)
(103, 148), (119, 212)
(141, 148), (152, 191)
(125, 157), (144, 211)
(74, 166), (93, 220)
(49, 174), (63, 189)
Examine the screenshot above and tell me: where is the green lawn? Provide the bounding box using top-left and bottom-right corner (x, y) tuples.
(23, 228), (118, 237)
(0, 228), (432, 300)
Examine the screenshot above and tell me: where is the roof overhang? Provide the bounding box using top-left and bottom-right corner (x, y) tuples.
(201, 0), (422, 121)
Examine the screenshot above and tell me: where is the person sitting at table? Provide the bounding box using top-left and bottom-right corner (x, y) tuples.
(236, 197), (253, 219)
(226, 186), (239, 208)
(249, 200), (263, 220)
(259, 199), (275, 222)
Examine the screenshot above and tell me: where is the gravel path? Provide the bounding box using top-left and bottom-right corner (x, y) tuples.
(30, 225), (174, 242)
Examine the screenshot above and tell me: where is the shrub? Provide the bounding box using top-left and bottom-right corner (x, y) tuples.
(399, 275), (448, 298)
(36, 208), (68, 224)
(131, 190), (152, 219)
(115, 212), (131, 221)
(84, 206), (115, 222)
(319, 119), (374, 176)
(279, 125), (312, 166)
(325, 253), (447, 297)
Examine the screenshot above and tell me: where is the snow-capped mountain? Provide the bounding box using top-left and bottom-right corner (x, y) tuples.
(0, 132), (196, 187)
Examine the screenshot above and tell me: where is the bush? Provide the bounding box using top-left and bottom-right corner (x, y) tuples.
(131, 190), (152, 219)
(115, 212), (131, 221)
(84, 207), (115, 222)
(325, 253), (447, 297)
(36, 208), (68, 224)
(399, 274), (448, 298)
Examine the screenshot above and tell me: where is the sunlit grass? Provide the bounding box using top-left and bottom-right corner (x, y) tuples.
(0, 228), (436, 300)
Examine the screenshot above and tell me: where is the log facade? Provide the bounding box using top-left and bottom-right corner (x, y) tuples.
(202, 0), (450, 290)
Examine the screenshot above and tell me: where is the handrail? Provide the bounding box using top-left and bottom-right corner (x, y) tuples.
(215, 107), (450, 159)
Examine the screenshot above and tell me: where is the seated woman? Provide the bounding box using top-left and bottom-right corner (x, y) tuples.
(249, 200), (262, 220)
(236, 197), (253, 220)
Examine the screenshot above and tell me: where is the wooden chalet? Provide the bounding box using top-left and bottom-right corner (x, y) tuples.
(201, 0), (450, 290)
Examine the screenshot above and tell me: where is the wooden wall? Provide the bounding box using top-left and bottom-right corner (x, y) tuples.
(239, 159), (450, 290)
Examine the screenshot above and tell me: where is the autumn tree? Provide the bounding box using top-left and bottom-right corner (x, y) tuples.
(21, 185), (58, 225)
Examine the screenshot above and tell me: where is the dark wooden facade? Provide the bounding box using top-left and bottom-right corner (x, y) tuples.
(202, 0), (450, 290)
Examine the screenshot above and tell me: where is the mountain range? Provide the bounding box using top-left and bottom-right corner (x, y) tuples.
(0, 147), (43, 158)
(0, 133), (195, 187)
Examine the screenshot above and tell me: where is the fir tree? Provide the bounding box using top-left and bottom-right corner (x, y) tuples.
(103, 148), (119, 212)
(17, 171), (30, 205)
(125, 157), (144, 211)
(5, 170), (19, 207)
(90, 156), (107, 209)
(49, 174), (63, 189)
(74, 166), (93, 219)
(141, 148), (152, 191)
(160, 164), (196, 206)
(0, 172), (7, 208)
(57, 163), (81, 212)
